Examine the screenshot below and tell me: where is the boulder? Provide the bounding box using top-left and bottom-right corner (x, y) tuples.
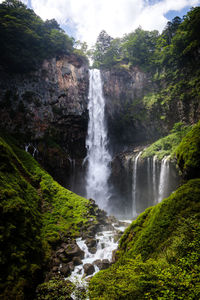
(101, 259), (110, 270)
(93, 259), (110, 270)
(64, 243), (84, 260)
(89, 247), (97, 254)
(73, 256), (83, 266)
(85, 238), (96, 248)
(83, 263), (95, 276)
(60, 264), (70, 277)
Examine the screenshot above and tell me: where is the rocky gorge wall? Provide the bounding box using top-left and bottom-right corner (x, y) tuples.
(101, 66), (200, 153)
(0, 54), (89, 187)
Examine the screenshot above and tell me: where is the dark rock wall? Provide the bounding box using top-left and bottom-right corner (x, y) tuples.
(0, 54), (89, 187)
(101, 67), (200, 153)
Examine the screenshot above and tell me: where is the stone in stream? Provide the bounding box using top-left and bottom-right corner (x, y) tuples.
(83, 263), (95, 276)
(89, 247), (97, 254)
(64, 243), (84, 260)
(93, 259), (110, 270)
(73, 256), (83, 266)
(85, 238), (97, 248)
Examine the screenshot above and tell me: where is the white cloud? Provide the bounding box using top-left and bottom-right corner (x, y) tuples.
(1, 0), (200, 46)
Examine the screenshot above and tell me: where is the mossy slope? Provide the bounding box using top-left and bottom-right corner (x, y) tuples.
(176, 120), (200, 179)
(0, 136), (96, 299)
(89, 179), (200, 299)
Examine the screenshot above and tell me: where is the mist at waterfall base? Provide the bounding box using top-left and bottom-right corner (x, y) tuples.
(66, 69), (180, 219)
(109, 154), (180, 218)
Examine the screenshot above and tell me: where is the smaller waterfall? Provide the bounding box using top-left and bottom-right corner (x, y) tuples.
(158, 156), (170, 202)
(152, 155), (158, 203)
(132, 152), (142, 217)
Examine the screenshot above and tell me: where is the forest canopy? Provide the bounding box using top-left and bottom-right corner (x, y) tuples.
(0, 0), (74, 72)
(92, 7), (200, 72)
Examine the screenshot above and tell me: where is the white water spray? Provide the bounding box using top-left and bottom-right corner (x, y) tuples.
(158, 156), (170, 202)
(132, 152), (142, 217)
(86, 69), (111, 210)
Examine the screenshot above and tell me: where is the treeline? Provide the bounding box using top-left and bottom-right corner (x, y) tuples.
(0, 0), (74, 73)
(92, 7), (200, 74)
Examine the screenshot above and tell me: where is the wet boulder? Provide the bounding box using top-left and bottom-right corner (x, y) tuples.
(83, 263), (95, 276)
(93, 259), (110, 270)
(64, 243), (84, 260)
(60, 264), (71, 277)
(73, 256), (83, 266)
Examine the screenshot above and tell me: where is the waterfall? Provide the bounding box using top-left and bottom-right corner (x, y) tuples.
(132, 152), (142, 217)
(152, 155), (158, 203)
(86, 69), (111, 210)
(158, 156), (170, 202)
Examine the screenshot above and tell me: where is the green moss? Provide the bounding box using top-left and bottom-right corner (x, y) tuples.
(0, 135), (97, 299)
(89, 179), (200, 299)
(176, 121), (200, 179)
(36, 278), (75, 300)
(141, 122), (192, 160)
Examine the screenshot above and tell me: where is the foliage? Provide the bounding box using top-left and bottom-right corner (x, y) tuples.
(141, 122), (192, 160)
(0, 0), (74, 72)
(92, 8), (200, 75)
(176, 121), (200, 179)
(36, 277), (75, 300)
(0, 134), (97, 299)
(89, 179), (200, 299)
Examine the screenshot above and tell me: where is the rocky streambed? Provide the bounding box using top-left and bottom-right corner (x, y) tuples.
(45, 204), (131, 298)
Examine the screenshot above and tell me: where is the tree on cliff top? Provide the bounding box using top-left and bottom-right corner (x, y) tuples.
(0, 0), (74, 73)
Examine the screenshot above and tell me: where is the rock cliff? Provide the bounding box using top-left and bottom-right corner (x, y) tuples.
(0, 54), (89, 186)
(101, 66), (200, 153)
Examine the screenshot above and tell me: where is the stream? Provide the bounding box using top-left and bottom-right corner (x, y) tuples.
(69, 220), (132, 297)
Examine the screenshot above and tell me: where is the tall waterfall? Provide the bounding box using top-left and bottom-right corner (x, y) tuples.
(86, 69), (111, 210)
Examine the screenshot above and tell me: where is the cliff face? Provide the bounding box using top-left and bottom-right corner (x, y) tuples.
(101, 67), (200, 152)
(0, 54), (89, 186)
(101, 67), (153, 151)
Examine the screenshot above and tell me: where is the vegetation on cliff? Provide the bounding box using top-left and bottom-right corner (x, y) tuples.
(0, 0), (75, 73)
(141, 122), (192, 160)
(176, 121), (200, 179)
(0, 134), (98, 299)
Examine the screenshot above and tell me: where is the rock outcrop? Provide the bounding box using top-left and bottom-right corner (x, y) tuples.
(0, 54), (89, 186)
(101, 66), (200, 152)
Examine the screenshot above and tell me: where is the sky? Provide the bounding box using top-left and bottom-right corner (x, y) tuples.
(2, 0), (200, 46)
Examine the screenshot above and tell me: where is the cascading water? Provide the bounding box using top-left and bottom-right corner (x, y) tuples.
(132, 152), (142, 217)
(158, 156), (170, 202)
(86, 69), (111, 211)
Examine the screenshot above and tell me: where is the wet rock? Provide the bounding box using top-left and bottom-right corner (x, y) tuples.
(56, 248), (65, 256)
(52, 257), (60, 266)
(93, 259), (110, 270)
(64, 243), (84, 260)
(101, 259), (110, 270)
(93, 259), (102, 269)
(73, 256), (83, 266)
(85, 238), (97, 248)
(112, 249), (119, 263)
(83, 263), (95, 276)
(59, 253), (69, 263)
(60, 264), (70, 276)
(67, 261), (75, 272)
(89, 247), (97, 254)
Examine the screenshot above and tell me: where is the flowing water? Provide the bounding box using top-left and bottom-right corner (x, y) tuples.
(132, 152), (142, 217)
(158, 156), (170, 202)
(86, 69), (111, 211)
